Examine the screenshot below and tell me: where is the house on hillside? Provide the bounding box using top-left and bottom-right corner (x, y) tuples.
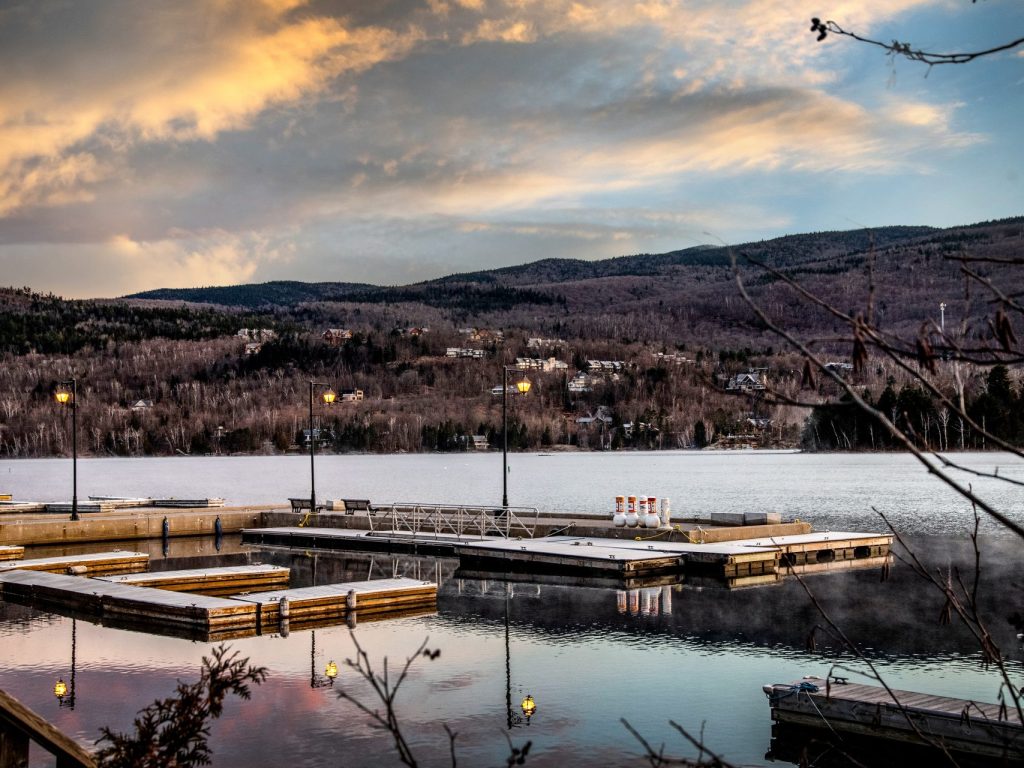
(237, 328), (276, 341)
(526, 337), (566, 350)
(462, 328), (504, 343)
(575, 406), (613, 427)
(514, 357), (569, 372)
(447, 347), (486, 359)
(322, 329), (353, 346)
(339, 388), (364, 402)
(130, 399), (154, 412)
(726, 370), (767, 392)
(567, 373), (594, 394)
(244, 342), (262, 356)
(586, 360), (627, 374)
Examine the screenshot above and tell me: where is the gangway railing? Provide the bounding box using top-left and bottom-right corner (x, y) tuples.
(367, 503), (539, 540)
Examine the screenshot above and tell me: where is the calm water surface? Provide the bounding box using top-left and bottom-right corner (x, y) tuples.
(0, 452), (1022, 767)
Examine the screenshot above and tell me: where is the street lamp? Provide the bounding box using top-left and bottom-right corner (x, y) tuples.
(308, 381), (336, 514)
(501, 366), (531, 508)
(54, 379), (79, 521)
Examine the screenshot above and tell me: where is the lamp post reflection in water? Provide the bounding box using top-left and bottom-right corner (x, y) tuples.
(504, 585), (536, 728)
(310, 631), (338, 689)
(54, 619), (77, 709)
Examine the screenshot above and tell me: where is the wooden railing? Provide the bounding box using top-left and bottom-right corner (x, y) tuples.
(0, 688), (95, 768)
(367, 503), (538, 539)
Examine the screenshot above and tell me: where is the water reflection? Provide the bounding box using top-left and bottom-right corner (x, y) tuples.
(0, 535), (1021, 767)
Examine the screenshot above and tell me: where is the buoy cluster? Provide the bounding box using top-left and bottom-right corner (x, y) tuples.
(612, 495), (670, 528)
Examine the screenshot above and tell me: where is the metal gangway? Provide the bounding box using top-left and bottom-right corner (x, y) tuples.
(367, 502), (539, 540)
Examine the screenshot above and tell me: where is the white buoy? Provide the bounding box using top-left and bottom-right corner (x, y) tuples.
(660, 498), (672, 528)
(613, 495), (627, 527)
(625, 495), (639, 528)
(643, 496), (660, 528)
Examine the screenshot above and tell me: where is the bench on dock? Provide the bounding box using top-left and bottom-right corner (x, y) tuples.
(338, 498), (373, 514)
(289, 497), (326, 514)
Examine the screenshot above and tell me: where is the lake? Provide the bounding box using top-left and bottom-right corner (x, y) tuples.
(0, 451), (1022, 767)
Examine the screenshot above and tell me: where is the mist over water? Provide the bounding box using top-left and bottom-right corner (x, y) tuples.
(1, 452), (1022, 766)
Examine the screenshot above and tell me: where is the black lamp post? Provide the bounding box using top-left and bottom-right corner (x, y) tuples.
(308, 381), (336, 513)
(501, 366), (531, 508)
(54, 379), (79, 521)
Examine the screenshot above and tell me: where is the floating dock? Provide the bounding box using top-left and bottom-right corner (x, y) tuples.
(0, 568), (437, 638)
(764, 676), (1024, 761)
(95, 564), (290, 596)
(0, 545), (24, 561)
(0, 551), (149, 576)
(243, 527), (891, 580)
(230, 578), (438, 627)
(737, 531), (893, 565)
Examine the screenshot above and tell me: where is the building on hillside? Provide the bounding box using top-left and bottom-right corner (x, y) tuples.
(130, 399), (154, 411)
(526, 337), (566, 350)
(586, 360), (627, 374)
(322, 329), (353, 346)
(244, 342), (262, 356)
(471, 435), (490, 450)
(567, 373), (595, 394)
(339, 388), (364, 402)
(726, 370), (767, 392)
(462, 328), (504, 343)
(514, 357), (569, 372)
(236, 328), (276, 341)
(575, 406), (613, 427)
(447, 347), (487, 359)
(652, 352), (691, 365)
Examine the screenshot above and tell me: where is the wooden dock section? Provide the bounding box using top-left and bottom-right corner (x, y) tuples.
(0, 569), (255, 631)
(0, 550), (148, 576)
(764, 676), (1024, 761)
(95, 564), (290, 596)
(244, 526), (891, 581)
(0, 545), (24, 561)
(543, 536), (780, 577)
(737, 531), (893, 565)
(229, 577), (437, 626)
(0, 569), (436, 638)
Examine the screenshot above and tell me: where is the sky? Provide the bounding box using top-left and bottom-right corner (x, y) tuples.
(0, 0), (1021, 298)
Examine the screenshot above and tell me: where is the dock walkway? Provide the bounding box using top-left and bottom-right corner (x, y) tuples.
(243, 527), (891, 580)
(0, 568), (437, 638)
(764, 675), (1024, 760)
(0, 551), (149, 576)
(95, 564), (290, 596)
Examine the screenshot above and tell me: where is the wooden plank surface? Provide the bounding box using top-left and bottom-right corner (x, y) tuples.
(0, 689), (95, 767)
(95, 565), (290, 595)
(766, 675), (1024, 755)
(0, 551), (149, 575)
(0, 545), (23, 561)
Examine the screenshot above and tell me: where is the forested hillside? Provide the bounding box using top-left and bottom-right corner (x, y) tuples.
(2, 218), (1022, 459)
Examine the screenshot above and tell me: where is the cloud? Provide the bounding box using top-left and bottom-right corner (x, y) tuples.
(0, 0), (1015, 297)
(0, 0), (422, 216)
(0, 232), (290, 297)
